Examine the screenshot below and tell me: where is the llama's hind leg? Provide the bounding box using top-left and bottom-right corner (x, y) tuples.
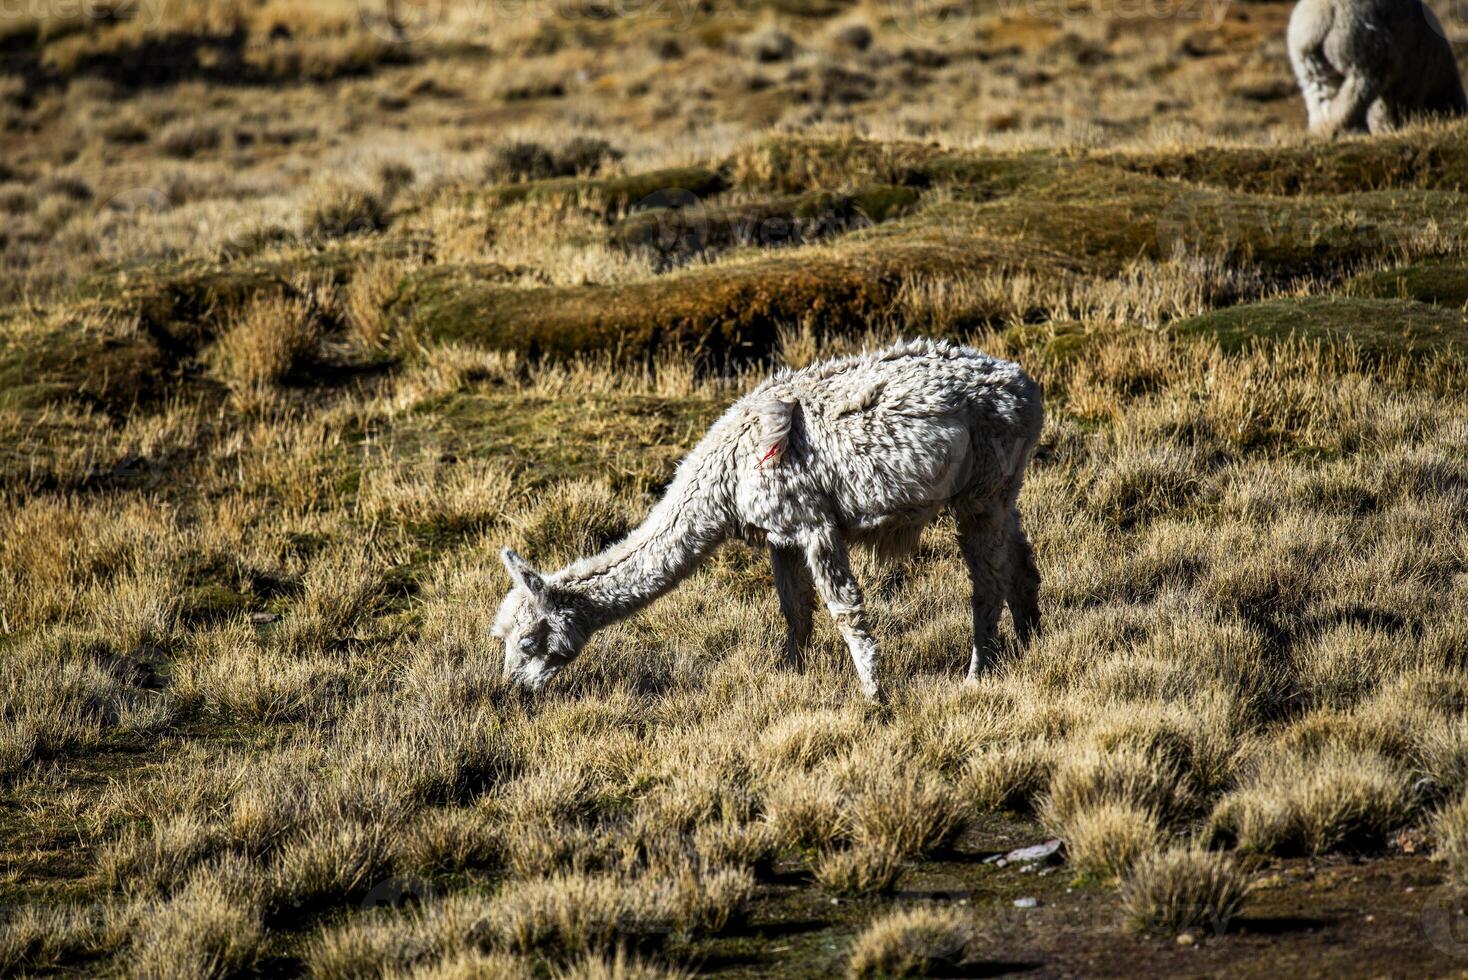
(802, 526), (881, 701)
(1008, 510), (1041, 646)
(770, 543), (815, 669)
(957, 506), (1012, 680)
(1322, 72), (1378, 135)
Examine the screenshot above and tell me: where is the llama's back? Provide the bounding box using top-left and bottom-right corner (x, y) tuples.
(730, 340), (1042, 545)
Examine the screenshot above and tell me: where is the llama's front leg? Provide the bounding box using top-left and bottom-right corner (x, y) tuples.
(770, 544), (815, 668)
(802, 527), (881, 701)
(1007, 510), (1041, 646)
(957, 507), (1012, 680)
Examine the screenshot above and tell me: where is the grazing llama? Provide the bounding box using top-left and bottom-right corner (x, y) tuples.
(493, 339), (1044, 701)
(1288, 0), (1466, 136)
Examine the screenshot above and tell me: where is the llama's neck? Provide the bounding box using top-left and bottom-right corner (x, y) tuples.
(553, 441), (732, 631)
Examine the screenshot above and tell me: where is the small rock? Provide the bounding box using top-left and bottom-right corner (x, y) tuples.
(1364, 914), (1375, 923)
(1013, 897), (1040, 909)
(249, 611), (279, 624)
(1176, 932), (1196, 946)
(830, 898), (840, 905)
(1004, 839), (1064, 866)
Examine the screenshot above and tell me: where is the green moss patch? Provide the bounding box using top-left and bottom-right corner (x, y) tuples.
(610, 184), (920, 261)
(1109, 124), (1468, 195)
(0, 315), (174, 413)
(401, 389), (717, 490)
(483, 166), (728, 217)
(1348, 259), (1468, 307)
(80, 251), (361, 348)
(1174, 296), (1467, 357)
(950, 166), (1468, 275)
(394, 232), (992, 362)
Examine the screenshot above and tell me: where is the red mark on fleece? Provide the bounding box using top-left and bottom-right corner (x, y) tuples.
(758, 443), (782, 468)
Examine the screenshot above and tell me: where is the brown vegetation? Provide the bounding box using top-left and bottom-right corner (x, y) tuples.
(4, 0), (1468, 975)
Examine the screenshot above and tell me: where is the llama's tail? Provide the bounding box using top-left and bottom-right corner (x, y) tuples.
(755, 396), (799, 468)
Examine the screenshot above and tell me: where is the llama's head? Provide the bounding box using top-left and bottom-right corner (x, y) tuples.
(492, 548), (584, 691)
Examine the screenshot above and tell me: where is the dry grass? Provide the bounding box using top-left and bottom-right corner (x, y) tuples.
(1119, 847), (1250, 934)
(488, 872), (669, 955)
(1434, 792), (1468, 884)
(553, 950), (689, 980)
(846, 906), (977, 978)
(1209, 747), (1413, 855)
(211, 291), (322, 402)
(306, 182), (390, 240)
(125, 876), (265, 980)
(812, 841), (905, 896)
(4, 0), (1468, 973)
(0, 904), (122, 975)
(846, 768), (963, 858)
(4, 318), (1466, 972)
(1062, 802), (1163, 881)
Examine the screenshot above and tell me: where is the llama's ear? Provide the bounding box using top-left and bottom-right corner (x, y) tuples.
(501, 548), (547, 597)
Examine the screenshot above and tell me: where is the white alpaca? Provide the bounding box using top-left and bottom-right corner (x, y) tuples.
(492, 339), (1044, 701)
(1288, 0), (1467, 136)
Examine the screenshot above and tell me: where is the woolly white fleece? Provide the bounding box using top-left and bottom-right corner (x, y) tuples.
(1289, 0), (1466, 135)
(493, 338), (1044, 700)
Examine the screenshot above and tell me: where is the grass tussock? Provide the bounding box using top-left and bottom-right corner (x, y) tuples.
(0, 904), (122, 975)
(1209, 747), (1412, 855)
(553, 950), (689, 980)
(210, 290), (322, 400)
(489, 873), (657, 955)
(305, 182), (390, 240)
(846, 906), (977, 978)
(1434, 792), (1468, 884)
(812, 842), (905, 896)
(125, 877), (265, 980)
(1119, 847), (1250, 935)
(1061, 802), (1162, 881)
